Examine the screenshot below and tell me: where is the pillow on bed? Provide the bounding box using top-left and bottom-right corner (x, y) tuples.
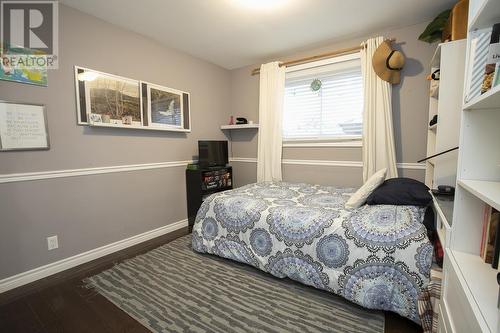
(366, 177), (432, 206)
(345, 168), (386, 209)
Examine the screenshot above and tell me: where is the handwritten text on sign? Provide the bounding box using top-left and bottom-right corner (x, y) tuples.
(0, 103), (48, 150)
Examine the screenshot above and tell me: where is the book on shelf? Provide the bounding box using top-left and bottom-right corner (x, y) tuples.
(493, 210), (500, 269)
(480, 204), (500, 267)
(493, 63), (500, 89)
(480, 23), (500, 95)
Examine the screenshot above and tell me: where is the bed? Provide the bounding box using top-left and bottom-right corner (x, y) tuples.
(191, 181), (432, 323)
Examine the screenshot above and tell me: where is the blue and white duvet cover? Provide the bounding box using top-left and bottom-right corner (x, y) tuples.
(192, 182), (432, 323)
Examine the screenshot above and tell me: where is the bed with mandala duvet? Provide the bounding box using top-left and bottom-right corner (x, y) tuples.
(191, 181), (433, 323)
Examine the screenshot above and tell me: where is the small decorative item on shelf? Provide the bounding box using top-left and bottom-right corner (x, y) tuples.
(229, 115), (234, 125)
(89, 113), (102, 123)
(236, 117), (248, 124)
(481, 23), (500, 94)
(122, 115), (133, 125)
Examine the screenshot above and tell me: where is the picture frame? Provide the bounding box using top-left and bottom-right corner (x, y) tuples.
(0, 45), (48, 87)
(144, 82), (184, 130)
(141, 81), (191, 132)
(74, 66), (142, 128)
(74, 66), (191, 132)
(0, 100), (50, 151)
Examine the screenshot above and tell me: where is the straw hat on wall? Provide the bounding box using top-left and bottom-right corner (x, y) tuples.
(372, 41), (405, 84)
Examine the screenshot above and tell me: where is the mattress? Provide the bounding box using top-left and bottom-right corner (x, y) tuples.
(192, 181), (432, 323)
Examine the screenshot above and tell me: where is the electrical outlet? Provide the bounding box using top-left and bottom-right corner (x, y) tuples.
(47, 235), (58, 250)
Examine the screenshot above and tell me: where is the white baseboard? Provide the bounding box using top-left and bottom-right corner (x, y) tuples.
(0, 219), (188, 294)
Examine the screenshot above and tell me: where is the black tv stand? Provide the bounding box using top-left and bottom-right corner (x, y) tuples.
(185, 165), (232, 232)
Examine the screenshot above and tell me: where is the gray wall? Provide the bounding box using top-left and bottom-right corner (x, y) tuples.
(227, 21), (434, 187)
(0, 5), (230, 279)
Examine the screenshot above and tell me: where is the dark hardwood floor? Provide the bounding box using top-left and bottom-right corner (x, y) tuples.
(0, 228), (422, 333)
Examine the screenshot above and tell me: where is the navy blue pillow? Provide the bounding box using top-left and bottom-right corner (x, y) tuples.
(366, 178), (431, 206)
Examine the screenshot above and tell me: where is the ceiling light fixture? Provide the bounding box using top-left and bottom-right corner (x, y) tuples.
(232, 0), (288, 10)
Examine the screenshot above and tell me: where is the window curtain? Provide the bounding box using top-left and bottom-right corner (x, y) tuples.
(360, 36), (398, 182)
(257, 62), (285, 182)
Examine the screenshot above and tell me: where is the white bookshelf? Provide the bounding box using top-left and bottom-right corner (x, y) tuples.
(464, 84), (500, 110)
(458, 180), (500, 212)
(220, 124), (259, 130)
(449, 249), (499, 332)
(438, 1), (500, 332)
(424, 40), (465, 189)
(469, 0), (500, 30)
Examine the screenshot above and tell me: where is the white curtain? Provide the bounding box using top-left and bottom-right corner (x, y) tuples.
(257, 62), (286, 182)
(361, 36), (398, 182)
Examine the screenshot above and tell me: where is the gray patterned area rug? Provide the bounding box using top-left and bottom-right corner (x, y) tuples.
(85, 235), (384, 333)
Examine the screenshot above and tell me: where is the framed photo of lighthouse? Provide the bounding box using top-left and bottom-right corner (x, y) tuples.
(145, 82), (185, 130)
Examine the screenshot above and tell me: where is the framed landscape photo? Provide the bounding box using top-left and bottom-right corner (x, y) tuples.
(75, 67), (142, 127)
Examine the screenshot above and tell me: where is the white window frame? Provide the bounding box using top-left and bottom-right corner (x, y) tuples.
(283, 52), (363, 148)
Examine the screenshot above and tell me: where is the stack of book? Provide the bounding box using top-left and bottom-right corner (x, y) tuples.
(480, 205), (500, 269)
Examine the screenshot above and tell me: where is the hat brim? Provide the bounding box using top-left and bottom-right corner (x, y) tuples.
(372, 41), (401, 84)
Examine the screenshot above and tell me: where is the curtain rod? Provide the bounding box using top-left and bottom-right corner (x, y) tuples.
(251, 38), (396, 76)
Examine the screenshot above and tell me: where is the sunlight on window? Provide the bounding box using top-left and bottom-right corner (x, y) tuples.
(283, 57), (363, 141)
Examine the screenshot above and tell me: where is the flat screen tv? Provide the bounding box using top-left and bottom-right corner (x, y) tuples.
(198, 140), (228, 168)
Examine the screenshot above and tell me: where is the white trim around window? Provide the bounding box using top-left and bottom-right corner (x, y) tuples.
(282, 139), (362, 148)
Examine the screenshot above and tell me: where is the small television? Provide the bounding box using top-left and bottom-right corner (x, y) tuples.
(198, 140), (228, 168)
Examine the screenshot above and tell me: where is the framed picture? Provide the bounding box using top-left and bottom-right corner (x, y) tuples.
(0, 100), (50, 151)
(145, 82), (184, 129)
(0, 50), (48, 86)
(75, 66), (142, 127)
(74, 66), (191, 132)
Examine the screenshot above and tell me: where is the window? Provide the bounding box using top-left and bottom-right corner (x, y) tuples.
(283, 54), (363, 141)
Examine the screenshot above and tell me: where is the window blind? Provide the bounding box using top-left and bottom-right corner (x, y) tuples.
(283, 57), (363, 141)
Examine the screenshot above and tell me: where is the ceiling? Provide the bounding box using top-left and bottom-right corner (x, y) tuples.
(60, 0), (455, 69)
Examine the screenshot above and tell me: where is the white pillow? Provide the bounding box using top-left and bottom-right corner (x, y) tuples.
(345, 168), (387, 209)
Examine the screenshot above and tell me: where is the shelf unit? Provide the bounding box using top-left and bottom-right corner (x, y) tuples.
(464, 84), (500, 110)
(438, 1), (500, 332)
(469, 0), (500, 30)
(458, 179), (500, 211)
(424, 40), (466, 189)
(431, 192), (454, 248)
(220, 124), (259, 130)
